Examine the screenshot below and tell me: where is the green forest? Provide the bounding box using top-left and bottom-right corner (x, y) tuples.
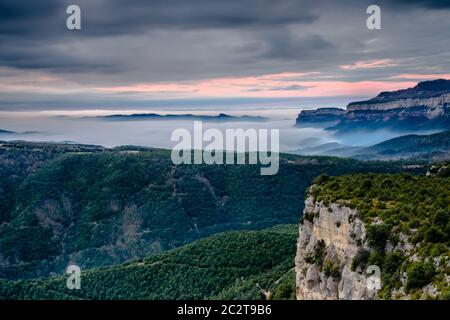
(0, 225), (298, 300)
(1, 141), (444, 300)
(0, 141), (423, 280)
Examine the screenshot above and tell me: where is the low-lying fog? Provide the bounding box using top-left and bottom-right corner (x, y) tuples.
(0, 108), (406, 153)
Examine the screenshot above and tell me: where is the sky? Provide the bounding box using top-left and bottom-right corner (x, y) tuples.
(1, 0), (450, 111)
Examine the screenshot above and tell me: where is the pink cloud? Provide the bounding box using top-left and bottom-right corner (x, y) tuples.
(95, 72), (415, 99)
(95, 72), (317, 96)
(340, 59), (395, 70)
(0, 66), (417, 100)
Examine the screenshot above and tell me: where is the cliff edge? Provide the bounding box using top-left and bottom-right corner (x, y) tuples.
(295, 174), (450, 300)
(295, 80), (450, 132)
(295, 195), (378, 299)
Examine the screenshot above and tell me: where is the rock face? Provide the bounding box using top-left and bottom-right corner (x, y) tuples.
(296, 179), (449, 300)
(296, 108), (345, 127)
(347, 79), (450, 111)
(295, 80), (450, 132)
(295, 196), (378, 300)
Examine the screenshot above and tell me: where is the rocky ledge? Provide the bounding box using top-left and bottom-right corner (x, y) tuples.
(295, 80), (450, 132)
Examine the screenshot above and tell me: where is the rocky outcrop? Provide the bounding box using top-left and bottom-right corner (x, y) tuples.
(295, 192), (449, 300)
(295, 196), (379, 300)
(296, 108), (345, 127)
(295, 80), (450, 132)
(347, 79), (450, 111)
(347, 95), (450, 112)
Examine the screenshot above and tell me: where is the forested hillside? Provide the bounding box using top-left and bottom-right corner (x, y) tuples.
(355, 130), (450, 160)
(0, 225), (298, 300)
(0, 141), (426, 280)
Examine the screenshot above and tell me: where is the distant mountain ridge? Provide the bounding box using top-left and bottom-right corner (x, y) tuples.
(348, 79), (450, 108)
(97, 113), (268, 122)
(296, 80), (450, 132)
(356, 130), (450, 160)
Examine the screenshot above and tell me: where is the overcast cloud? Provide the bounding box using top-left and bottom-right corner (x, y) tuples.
(0, 0), (450, 110)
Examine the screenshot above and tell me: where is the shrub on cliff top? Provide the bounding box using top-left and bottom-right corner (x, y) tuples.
(367, 223), (390, 252)
(406, 260), (436, 291)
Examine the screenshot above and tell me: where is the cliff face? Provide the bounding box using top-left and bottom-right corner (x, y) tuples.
(296, 192), (449, 300)
(295, 80), (450, 132)
(347, 93), (450, 112)
(295, 196), (378, 300)
(348, 79), (450, 111)
(296, 108), (345, 127)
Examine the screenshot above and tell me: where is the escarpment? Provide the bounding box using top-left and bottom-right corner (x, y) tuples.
(295, 196), (378, 300)
(296, 108), (345, 127)
(295, 174), (450, 300)
(295, 80), (450, 131)
(347, 79), (450, 111)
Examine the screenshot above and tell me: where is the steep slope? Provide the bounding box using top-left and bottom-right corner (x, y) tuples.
(0, 225), (298, 300)
(296, 196), (372, 299)
(296, 173), (450, 300)
(293, 130), (450, 161)
(0, 141), (426, 280)
(0, 141), (107, 224)
(354, 130), (450, 160)
(296, 80), (450, 132)
(347, 79), (450, 110)
(296, 108), (345, 128)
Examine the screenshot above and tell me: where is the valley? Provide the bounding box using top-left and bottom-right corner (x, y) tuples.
(0, 140), (444, 300)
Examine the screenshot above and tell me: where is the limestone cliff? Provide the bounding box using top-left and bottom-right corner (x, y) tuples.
(296, 108), (345, 127)
(295, 190), (449, 300)
(295, 80), (450, 132)
(295, 196), (378, 300)
(347, 80), (450, 111)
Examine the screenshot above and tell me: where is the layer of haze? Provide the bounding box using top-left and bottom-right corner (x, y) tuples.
(0, 108), (405, 152)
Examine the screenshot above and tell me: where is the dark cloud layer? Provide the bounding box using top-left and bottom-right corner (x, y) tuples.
(0, 0), (319, 74)
(0, 0), (318, 37)
(0, 0), (449, 109)
(388, 0), (450, 8)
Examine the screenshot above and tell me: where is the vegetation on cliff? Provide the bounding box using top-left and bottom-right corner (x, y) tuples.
(310, 172), (450, 299)
(0, 141), (423, 280)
